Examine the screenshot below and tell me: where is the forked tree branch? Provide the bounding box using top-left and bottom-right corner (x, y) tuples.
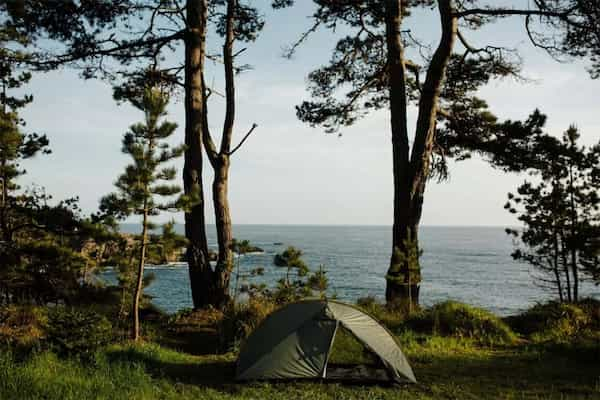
(227, 123), (258, 156)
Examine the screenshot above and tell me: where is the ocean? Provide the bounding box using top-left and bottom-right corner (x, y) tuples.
(104, 225), (599, 316)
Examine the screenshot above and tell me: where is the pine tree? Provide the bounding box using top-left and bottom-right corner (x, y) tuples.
(272, 246), (330, 303)
(0, 27), (50, 243)
(2, 0), (303, 310)
(146, 220), (187, 265)
(280, 0), (600, 306)
(505, 127), (599, 302)
(99, 87), (187, 341)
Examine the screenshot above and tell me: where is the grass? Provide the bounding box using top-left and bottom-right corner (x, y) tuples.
(404, 301), (518, 345)
(1, 333), (598, 400)
(1, 299), (599, 399)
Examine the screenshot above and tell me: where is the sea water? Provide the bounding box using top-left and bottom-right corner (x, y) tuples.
(102, 225), (599, 316)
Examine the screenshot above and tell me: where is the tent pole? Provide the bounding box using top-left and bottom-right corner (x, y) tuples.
(321, 320), (339, 379)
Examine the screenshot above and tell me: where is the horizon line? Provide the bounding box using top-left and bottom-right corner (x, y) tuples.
(119, 222), (517, 228)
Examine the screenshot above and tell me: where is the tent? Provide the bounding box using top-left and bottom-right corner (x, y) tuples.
(235, 299), (416, 383)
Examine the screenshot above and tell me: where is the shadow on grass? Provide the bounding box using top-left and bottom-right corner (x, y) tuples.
(155, 327), (222, 356)
(105, 346), (236, 389)
(409, 347), (599, 399)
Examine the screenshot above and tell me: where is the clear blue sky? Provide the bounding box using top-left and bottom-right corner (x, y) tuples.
(16, 1), (600, 226)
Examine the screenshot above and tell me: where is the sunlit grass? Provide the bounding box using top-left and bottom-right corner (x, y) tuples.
(1, 333), (598, 400)
(1, 298), (598, 399)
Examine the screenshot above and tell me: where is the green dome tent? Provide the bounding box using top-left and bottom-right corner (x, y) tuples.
(235, 299), (416, 383)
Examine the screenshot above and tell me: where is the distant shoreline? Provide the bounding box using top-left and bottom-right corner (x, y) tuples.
(118, 223), (520, 229)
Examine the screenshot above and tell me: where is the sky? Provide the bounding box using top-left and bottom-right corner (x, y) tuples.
(15, 1), (600, 227)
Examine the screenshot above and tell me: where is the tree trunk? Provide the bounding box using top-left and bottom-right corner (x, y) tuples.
(132, 208), (148, 341)
(552, 221), (564, 302)
(0, 164), (10, 243)
(560, 235), (572, 302)
(385, 0), (456, 306)
(0, 85), (8, 243)
(571, 248), (579, 302)
(199, 0), (237, 308)
(568, 165), (579, 302)
(183, 0), (215, 309)
(384, 0), (414, 306)
(212, 156), (233, 305)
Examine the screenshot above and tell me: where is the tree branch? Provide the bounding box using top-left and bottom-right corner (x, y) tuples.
(404, 59), (422, 93)
(201, 74), (219, 168)
(410, 0), (457, 187)
(227, 123), (258, 156)
(455, 7), (576, 19)
(29, 30), (186, 70)
(220, 0), (236, 155)
(283, 19), (321, 59)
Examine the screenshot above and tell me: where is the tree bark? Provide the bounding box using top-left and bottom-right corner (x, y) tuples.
(0, 165), (9, 243)
(561, 236), (573, 302)
(211, 0), (236, 305)
(552, 219), (563, 302)
(212, 156), (233, 302)
(132, 207), (148, 341)
(183, 0), (215, 309)
(200, 0), (239, 308)
(385, 0), (457, 306)
(384, 0), (413, 304)
(568, 164), (579, 302)
(571, 245), (579, 302)
(0, 82), (8, 243)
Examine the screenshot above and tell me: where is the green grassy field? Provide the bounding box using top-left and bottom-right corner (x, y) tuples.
(1, 334), (598, 400)
(2, 299), (599, 399)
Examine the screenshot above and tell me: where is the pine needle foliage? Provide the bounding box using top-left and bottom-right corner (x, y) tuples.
(99, 86), (188, 340)
(505, 126), (600, 302)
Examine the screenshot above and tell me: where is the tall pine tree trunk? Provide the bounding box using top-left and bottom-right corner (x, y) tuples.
(0, 163), (8, 242)
(132, 208), (148, 341)
(384, 0), (414, 304)
(183, 0), (216, 309)
(552, 221), (564, 302)
(561, 236), (573, 302)
(385, 0), (456, 306)
(200, 0), (239, 308)
(212, 156), (233, 304)
(571, 247), (579, 302)
(568, 165), (579, 302)
(1, 82), (8, 243)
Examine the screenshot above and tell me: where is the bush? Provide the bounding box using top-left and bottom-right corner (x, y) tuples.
(356, 296), (407, 331)
(46, 307), (113, 359)
(406, 301), (517, 345)
(576, 298), (600, 328)
(219, 297), (277, 351)
(168, 307), (223, 327)
(165, 306), (224, 338)
(507, 300), (600, 343)
(0, 306), (47, 353)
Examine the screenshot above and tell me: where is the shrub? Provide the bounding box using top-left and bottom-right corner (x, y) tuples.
(356, 296), (407, 331)
(406, 301), (517, 345)
(270, 247), (331, 303)
(0, 305), (47, 353)
(577, 298), (600, 328)
(46, 307), (113, 359)
(166, 306), (224, 333)
(219, 297), (277, 351)
(508, 300), (599, 343)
